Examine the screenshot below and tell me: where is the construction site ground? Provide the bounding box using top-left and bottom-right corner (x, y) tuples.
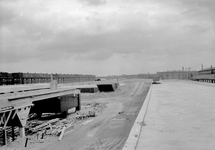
(1, 79), (151, 150)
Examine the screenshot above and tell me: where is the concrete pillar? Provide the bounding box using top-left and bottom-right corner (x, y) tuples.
(50, 80), (58, 90)
(19, 127), (25, 138)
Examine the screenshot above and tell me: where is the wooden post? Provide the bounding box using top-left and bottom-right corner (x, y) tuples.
(76, 93), (81, 111)
(3, 128), (7, 145)
(25, 138), (29, 147)
(12, 125), (15, 141)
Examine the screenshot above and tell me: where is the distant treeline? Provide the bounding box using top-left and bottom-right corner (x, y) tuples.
(0, 72), (96, 85)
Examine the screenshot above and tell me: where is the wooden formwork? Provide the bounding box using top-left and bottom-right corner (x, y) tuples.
(0, 104), (33, 145)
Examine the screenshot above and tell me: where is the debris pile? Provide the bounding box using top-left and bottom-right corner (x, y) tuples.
(83, 102), (107, 113)
(19, 102), (107, 145)
(26, 117), (75, 137)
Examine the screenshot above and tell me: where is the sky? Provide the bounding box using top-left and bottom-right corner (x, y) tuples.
(0, 0), (215, 76)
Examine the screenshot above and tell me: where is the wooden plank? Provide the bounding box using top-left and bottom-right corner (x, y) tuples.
(3, 128), (7, 145)
(58, 127), (66, 141)
(3, 110), (12, 129)
(11, 109), (18, 119)
(0, 112), (6, 125)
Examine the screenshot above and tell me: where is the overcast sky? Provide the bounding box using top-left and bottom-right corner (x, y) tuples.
(0, 0), (215, 76)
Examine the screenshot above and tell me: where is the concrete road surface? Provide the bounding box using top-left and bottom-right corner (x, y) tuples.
(125, 80), (215, 150)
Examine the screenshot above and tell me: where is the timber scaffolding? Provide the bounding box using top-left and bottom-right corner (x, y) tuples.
(0, 81), (81, 146)
(0, 72), (96, 85)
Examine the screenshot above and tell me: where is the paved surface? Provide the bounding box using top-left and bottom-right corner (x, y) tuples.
(124, 81), (215, 150)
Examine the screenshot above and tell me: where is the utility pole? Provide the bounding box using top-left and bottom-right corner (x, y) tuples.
(201, 64), (203, 70)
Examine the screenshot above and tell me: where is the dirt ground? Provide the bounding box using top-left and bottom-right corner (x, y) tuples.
(1, 79), (151, 150)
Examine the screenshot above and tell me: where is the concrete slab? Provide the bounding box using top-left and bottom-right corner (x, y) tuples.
(124, 81), (215, 150)
(0, 83), (50, 94)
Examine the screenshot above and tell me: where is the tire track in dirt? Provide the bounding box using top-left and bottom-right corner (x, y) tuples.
(134, 82), (145, 96)
(84, 137), (127, 150)
(128, 82), (144, 97)
(127, 83), (140, 97)
(99, 137), (127, 150)
(87, 127), (99, 137)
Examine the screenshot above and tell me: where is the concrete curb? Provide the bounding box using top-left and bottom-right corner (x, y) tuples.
(122, 84), (153, 150)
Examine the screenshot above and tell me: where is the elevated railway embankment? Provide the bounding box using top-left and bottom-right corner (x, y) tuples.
(123, 80), (215, 150)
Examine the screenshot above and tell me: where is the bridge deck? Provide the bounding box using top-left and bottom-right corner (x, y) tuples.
(0, 88), (79, 110)
(0, 80), (118, 110)
(0, 83), (50, 94)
